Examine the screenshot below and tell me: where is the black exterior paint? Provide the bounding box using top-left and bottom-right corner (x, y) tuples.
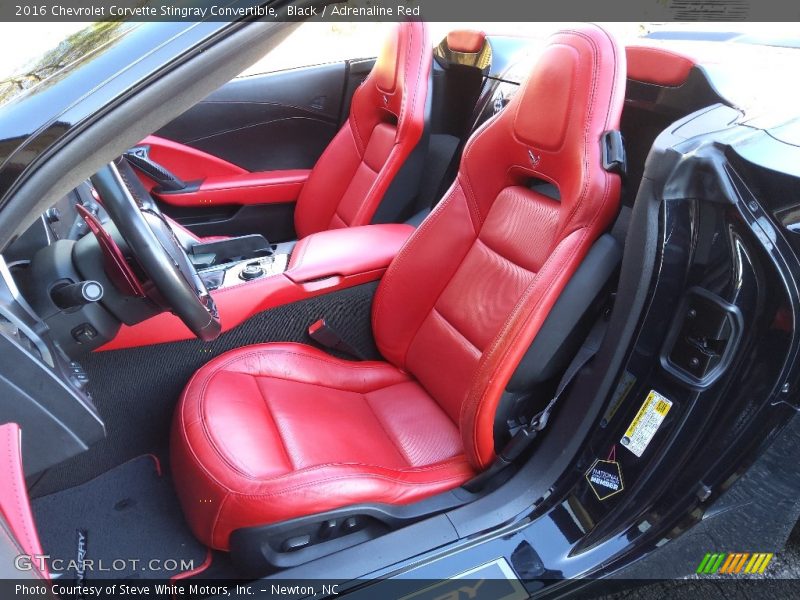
(0, 21), (243, 221)
(327, 105), (800, 598)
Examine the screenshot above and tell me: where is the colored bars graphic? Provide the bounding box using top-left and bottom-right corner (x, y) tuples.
(696, 552), (774, 574)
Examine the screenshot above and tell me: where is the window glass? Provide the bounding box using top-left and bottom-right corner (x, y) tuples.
(239, 22), (394, 76)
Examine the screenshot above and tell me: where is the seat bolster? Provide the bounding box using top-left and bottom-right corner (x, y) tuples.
(294, 22), (431, 238)
(294, 121), (364, 238)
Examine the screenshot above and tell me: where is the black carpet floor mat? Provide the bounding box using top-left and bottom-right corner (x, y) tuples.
(29, 281), (379, 498)
(31, 455), (207, 581)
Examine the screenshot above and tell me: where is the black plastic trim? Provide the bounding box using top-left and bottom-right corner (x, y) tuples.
(507, 233), (622, 393)
(659, 286), (744, 390)
(230, 490), (476, 576)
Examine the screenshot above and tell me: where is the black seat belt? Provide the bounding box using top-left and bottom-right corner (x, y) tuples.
(465, 317), (609, 491)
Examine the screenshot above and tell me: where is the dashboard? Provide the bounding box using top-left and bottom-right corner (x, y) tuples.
(0, 247), (104, 477)
(47, 182), (102, 241)
(0, 165), (270, 477)
(3, 182), (106, 265)
(0, 179), (132, 477)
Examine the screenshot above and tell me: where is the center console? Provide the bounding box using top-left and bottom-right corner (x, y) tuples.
(197, 242), (293, 292)
(99, 223), (414, 351)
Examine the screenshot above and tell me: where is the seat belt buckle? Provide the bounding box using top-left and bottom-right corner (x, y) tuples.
(530, 410), (550, 432)
(307, 319), (364, 360)
(497, 409), (550, 465)
(498, 426), (538, 464)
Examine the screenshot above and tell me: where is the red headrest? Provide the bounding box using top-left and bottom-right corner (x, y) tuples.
(353, 22), (430, 127)
(459, 24), (626, 229)
(626, 45), (695, 86)
(446, 29), (486, 54)
(374, 24), (400, 93)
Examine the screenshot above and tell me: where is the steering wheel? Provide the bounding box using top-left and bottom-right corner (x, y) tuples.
(90, 157), (221, 342)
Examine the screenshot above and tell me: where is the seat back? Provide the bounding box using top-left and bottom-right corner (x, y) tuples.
(372, 25), (626, 469)
(294, 22), (431, 238)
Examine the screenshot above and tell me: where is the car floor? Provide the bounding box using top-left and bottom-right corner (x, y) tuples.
(31, 455), (208, 581)
(26, 282), (379, 499)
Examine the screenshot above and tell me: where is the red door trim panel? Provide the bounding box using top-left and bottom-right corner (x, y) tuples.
(153, 170), (310, 207)
(0, 424), (49, 580)
(140, 135), (246, 180)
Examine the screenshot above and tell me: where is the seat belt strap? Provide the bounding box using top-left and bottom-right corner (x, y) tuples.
(464, 317), (609, 491)
(527, 317), (608, 436)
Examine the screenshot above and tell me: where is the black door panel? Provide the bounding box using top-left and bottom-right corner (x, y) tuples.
(155, 62), (349, 171)
(162, 201), (296, 243)
(173, 113), (337, 171)
(153, 59), (375, 240)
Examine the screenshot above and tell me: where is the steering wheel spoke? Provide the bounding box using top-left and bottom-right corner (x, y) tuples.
(90, 157), (221, 341)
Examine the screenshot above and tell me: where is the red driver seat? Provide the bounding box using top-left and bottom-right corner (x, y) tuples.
(172, 24), (626, 551)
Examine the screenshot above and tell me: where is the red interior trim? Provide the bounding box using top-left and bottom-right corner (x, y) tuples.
(0, 424), (49, 580)
(154, 170), (310, 207)
(98, 225), (413, 351)
(626, 45), (696, 87)
(446, 29), (486, 53)
(140, 135), (246, 180)
(287, 224), (413, 283)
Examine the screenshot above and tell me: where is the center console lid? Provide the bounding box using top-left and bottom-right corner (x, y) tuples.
(286, 224), (414, 284)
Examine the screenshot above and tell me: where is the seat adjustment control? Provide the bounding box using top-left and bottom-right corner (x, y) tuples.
(319, 519), (337, 539)
(282, 534), (311, 552)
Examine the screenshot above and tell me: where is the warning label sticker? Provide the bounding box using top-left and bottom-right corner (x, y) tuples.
(620, 390), (672, 458)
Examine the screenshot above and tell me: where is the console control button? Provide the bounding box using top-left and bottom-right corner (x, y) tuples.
(68, 361), (89, 389)
(240, 263), (265, 281)
(282, 535), (310, 552)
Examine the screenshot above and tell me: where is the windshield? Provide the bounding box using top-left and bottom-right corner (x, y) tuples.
(0, 21), (133, 108)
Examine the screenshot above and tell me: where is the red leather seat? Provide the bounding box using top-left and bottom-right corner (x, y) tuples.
(167, 22), (431, 246)
(293, 22), (431, 238)
(172, 24), (626, 551)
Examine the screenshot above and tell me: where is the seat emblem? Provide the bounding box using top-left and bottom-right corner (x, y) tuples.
(528, 149), (541, 168)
